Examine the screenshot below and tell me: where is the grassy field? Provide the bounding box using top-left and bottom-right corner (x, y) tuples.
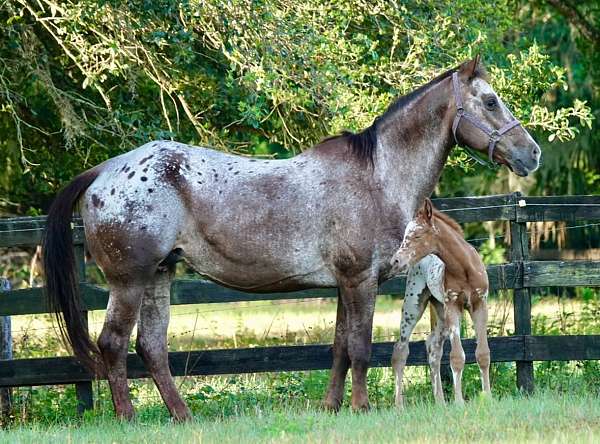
(3, 391), (600, 443)
(3, 289), (600, 442)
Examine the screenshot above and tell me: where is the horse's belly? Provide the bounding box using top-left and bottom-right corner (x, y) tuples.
(180, 234), (337, 291)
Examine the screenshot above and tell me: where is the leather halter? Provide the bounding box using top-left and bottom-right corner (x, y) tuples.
(451, 71), (521, 166)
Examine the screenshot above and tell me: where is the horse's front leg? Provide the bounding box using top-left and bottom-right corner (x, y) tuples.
(445, 302), (465, 405)
(323, 291), (351, 411)
(339, 278), (377, 412)
(392, 287), (430, 409)
(469, 298), (491, 395)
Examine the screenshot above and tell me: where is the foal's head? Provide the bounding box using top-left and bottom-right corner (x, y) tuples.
(452, 55), (541, 176)
(390, 199), (441, 273)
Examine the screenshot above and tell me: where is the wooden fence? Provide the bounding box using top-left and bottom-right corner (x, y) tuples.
(1, 192), (600, 412)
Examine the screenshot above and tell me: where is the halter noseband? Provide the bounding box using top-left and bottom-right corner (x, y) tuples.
(451, 71), (521, 166)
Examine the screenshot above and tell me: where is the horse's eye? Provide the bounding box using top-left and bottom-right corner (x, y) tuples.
(485, 97), (498, 110)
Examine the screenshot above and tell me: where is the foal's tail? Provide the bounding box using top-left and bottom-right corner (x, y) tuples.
(42, 168), (104, 375)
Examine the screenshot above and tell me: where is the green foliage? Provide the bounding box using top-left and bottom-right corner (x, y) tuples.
(0, 0), (594, 213)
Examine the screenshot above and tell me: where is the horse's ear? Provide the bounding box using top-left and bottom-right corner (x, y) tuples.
(459, 54), (481, 80)
(424, 198), (433, 223)
(470, 54), (481, 78)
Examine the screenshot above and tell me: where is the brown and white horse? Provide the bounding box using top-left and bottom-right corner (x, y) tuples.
(42, 56), (539, 420)
(390, 199), (490, 407)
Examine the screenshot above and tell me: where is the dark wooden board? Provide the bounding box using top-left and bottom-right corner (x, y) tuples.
(0, 335), (596, 388)
(516, 195), (600, 222)
(0, 336), (526, 387)
(524, 261), (600, 288)
(432, 194), (515, 222)
(526, 335), (600, 361)
(0, 216), (84, 248)
(0, 263), (517, 316)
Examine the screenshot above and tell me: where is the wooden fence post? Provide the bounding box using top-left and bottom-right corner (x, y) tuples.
(74, 243), (94, 414)
(510, 192), (534, 393)
(0, 278), (13, 421)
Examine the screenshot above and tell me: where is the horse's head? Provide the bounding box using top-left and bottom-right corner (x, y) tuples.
(452, 55), (541, 177)
(390, 199), (438, 274)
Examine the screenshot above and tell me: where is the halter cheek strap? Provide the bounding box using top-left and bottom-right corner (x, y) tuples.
(451, 72), (521, 165)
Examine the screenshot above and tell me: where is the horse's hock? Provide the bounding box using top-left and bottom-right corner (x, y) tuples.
(2, 193), (600, 410)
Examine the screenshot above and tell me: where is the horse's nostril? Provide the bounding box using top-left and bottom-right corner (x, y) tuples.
(532, 145), (540, 157)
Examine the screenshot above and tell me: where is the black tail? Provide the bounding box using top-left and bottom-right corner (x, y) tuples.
(42, 168), (103, 374)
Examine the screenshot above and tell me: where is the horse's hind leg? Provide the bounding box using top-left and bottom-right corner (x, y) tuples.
(392, 288), (430, 408)
(136, 271), (192, 421)
(97, 282), (144, 420)
(469, 299), (491, 395)
(427, 298), (447, 405)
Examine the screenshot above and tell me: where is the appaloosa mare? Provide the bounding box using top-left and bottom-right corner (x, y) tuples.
(43, 56), (540, 420)
(390, 199), (490, 408)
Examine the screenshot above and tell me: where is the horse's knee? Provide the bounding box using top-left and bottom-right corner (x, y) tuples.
(392, 341), (409, 369)
(135, 336), (149, 361)
(476, 347), (490, 368)
(349, 353), (370, 372)
(449, 349), (465, 371)
(98, 328), (129, 366)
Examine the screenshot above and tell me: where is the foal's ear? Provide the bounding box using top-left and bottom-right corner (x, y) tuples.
(424, 198), (434, 223)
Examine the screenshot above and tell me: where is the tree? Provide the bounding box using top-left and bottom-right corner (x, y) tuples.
(0, 0), (593, 214)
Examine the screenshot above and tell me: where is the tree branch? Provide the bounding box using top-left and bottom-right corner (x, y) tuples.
(545, 0), (600, 44)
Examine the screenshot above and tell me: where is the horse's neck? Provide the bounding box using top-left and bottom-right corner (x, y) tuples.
(374, 78), (454, 221)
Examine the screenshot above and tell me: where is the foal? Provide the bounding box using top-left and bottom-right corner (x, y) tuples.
(390, 199), (491, 407)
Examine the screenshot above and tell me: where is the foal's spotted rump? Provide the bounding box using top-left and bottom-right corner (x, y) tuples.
(390, 199), (491, 407)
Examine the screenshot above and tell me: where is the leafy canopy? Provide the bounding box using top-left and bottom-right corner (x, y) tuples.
(0, 0), (593, 213)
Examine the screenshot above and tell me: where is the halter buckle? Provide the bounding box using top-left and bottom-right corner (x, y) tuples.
(489, 130), (500, 143)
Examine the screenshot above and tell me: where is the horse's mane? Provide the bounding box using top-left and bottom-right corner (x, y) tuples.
(433, 208), (464, 236)
(319, 62), (488, 165)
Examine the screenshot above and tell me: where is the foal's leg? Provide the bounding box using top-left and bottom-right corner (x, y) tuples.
(340, 279), (377, 411)
(324, 291), (351, 411)
(97, 282), (144, 420)
(392, 288), (430, 408)
(445, 302), (465, 405)
(469, 299), (491, 395)
(426, 299), (447, 404)
(136, 271), (192, 421)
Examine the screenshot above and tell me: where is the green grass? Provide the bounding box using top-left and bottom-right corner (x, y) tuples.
(3, 391), (600, 443)
(4, 292), (600, 441)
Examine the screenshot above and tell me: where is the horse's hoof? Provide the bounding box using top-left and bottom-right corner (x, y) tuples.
(115, 410), (136, 421)
(172, 408), (193, 423)
(351, 400), (370, 413)
(322, 398), (342, 413)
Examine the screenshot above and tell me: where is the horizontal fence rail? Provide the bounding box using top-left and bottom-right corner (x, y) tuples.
(0, 335), (599, 388)
(1, 193), (600, 399)
(0, 261), (598, 316)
